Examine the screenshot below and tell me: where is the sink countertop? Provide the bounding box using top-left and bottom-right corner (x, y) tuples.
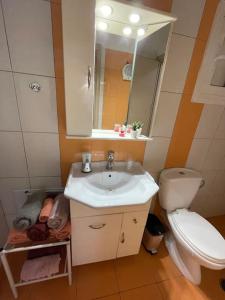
(64, 161), (159, 208)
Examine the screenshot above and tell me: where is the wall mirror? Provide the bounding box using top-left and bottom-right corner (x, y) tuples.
(93, 0), (174, 136)
(62, 0), (176, 138)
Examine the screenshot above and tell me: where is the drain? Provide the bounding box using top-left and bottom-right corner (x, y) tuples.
(220, 279), (225, 292)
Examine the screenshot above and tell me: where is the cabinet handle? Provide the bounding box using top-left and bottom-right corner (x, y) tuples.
(133, 218), (138, 224)
(88, 66), (91, 89)
(89, 223), (106, 229)
(121, 232), (125, 243)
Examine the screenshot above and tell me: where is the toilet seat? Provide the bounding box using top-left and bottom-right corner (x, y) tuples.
(168, 209), (225, 264)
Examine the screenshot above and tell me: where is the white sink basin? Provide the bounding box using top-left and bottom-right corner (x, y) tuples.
(64, 161), (159, 208)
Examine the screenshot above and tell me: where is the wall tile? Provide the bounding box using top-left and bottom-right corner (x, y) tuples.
(23, 132), (60, 177)
(214, 109), (225, 139)
(0, 178), (30, 214)
(194, 105), (224, 139)
(202, 139), (225, 170)
(15, 73), (58, 133)
(186, 138), (211, 170)
(0, 202), (8, 247)
(211, 170), (225, 195)
(5, 213), (17, 228)
(0, 4), (10, 71)
(143, 137), (170, 173)
(152, 91), (181, 137)
(161, 34), (195, 93)
(30, 176), (62, 189)
(0, 71), (20, 131)
(0, 132), (28, 178)
(171, 0), (205, 38)
(2, 0), (54, 76)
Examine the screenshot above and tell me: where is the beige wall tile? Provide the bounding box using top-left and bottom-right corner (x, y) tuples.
(0, 177), (30, 214)
(0, 71), (20, 131)
(23, 132), (60, 177)
(30, 176), (62, 189)
(152, 91), (181, 138)
(15, 73), (58, 133)
(194, 105), (224, 139)
(0, 132), (28, 178)
(186, 138), (211, 170)
(2, 0), (54, 76)
(172, 0), (206, 38)
(144, 137), (170, 173)
(0, 4), (10, 71)
(161, 34), (195, 93)
(202, 139), (225, 170)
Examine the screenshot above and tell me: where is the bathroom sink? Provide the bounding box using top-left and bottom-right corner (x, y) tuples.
(64, 161), (159, 208)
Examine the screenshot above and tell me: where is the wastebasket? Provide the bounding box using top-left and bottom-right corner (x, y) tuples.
(142, 214), (165, 254)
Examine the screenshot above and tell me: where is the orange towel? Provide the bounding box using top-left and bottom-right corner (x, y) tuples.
(49, 222), (71, 241)
(39, 197), (54, 223)
(7, 228), (30, 245)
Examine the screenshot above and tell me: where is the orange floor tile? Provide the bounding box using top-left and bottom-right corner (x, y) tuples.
(0, 215), (225, 300)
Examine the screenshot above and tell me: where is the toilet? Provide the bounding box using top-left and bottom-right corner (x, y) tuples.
(159, 168), (225, 285)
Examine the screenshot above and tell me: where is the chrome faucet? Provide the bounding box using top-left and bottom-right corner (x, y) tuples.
(106, 150), (114, 170)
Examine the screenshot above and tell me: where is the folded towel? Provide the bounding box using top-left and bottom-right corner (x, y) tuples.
(47, 194), (69, 230)
(20, 254), (61, 282)
(27, 246), (65, 260)
(27, 223), (49, 241)
(39, 197), (54, 223)
(13, 191), (46, 231)
(7, 228), (30, 245)
(49, 222), (71, 241)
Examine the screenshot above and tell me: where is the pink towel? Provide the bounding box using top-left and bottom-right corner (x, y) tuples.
(20, 254), (61, 282)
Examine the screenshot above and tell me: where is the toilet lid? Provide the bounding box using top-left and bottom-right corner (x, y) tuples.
(168, 209), (225, 263)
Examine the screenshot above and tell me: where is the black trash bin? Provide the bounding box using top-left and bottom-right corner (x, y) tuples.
(142, 214), (166, 254)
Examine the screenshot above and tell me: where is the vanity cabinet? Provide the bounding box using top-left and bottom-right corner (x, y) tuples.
(117, 210), (149, 258)
(62, 0), (95, 136)
(70, 200), (150, 265)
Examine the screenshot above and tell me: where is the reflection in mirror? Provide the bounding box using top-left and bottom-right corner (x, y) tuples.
(93, 31), (135, 129)
(127, 24), (170, 136)
(93, 0), (173, 137)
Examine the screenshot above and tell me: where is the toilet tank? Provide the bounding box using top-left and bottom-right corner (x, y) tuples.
(159, 168), (203, 212)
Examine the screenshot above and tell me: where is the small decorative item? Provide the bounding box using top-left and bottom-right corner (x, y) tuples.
(119, 125), (126, 137)
(126, 124), (132, 133)
(131, 121), (144, 138)
(114, 124), (121, 132)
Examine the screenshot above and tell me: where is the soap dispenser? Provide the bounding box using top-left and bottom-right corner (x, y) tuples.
(82, 152), (92, 173)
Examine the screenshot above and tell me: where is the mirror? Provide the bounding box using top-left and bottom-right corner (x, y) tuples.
(93, 0), (172, 136)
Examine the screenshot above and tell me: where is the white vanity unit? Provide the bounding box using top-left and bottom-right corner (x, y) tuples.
(65, 161), (159, 266)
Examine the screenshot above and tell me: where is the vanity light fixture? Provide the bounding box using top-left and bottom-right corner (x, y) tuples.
(129, 13), (140, 24)
(100, 5), (112, 17)
(137, 28), (145, 36)
(123, 26), (132, 36)
(97, 21), (108, 31)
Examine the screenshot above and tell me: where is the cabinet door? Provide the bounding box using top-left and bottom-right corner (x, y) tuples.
(62, 0), (95, 136)
(71, 214), (122, 266)
(117, 210), (148, 258)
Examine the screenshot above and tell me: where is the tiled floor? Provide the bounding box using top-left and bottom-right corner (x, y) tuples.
(0, 215), (225, 300)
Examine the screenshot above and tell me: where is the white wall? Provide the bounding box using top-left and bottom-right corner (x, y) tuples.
(143, 0), (206, 181)
(0, 0), (62, 231)
(186, 105), (225, 217)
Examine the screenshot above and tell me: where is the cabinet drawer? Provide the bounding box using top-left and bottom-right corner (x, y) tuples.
(71, 214), (122, 265)
(117, 210), (148, 258)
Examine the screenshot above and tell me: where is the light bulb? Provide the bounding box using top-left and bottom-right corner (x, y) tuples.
(123, 27), (132, 36)
(129, 13), (140, 24)
(100, 5), (112, 17)
(137, 28), (145, 36)
(97, 21), (108, 31)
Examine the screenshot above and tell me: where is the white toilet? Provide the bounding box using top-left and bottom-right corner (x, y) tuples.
(159, 168), (225, 285)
